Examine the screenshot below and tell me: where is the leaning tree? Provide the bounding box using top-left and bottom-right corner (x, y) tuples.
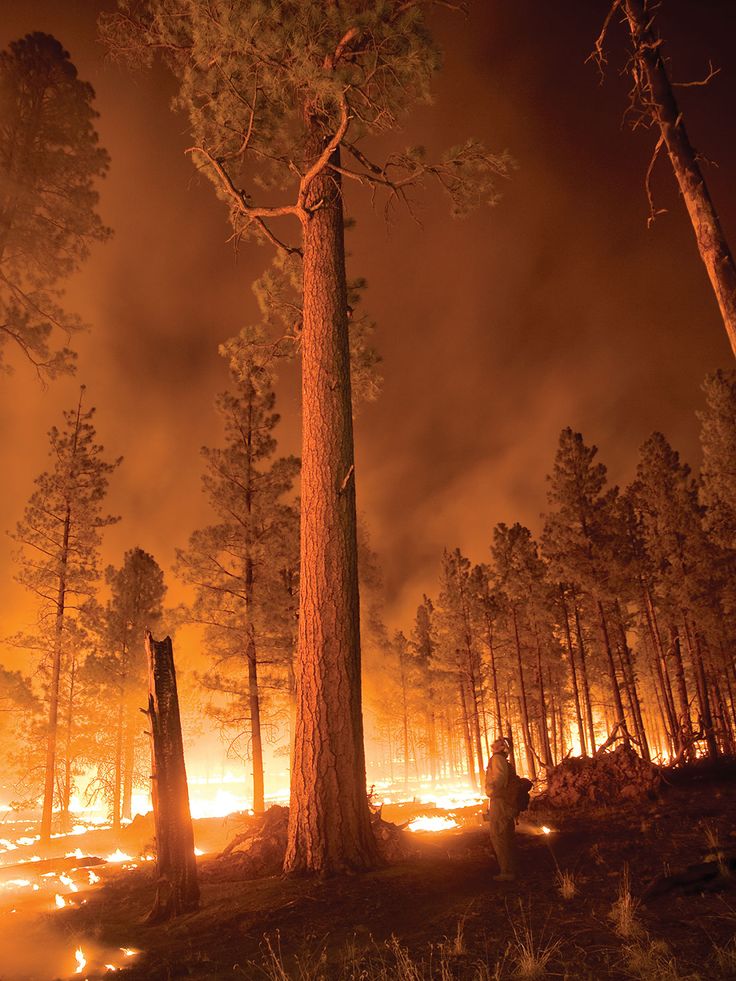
(0, 33), (110, 379)
(101, 0), (510, 873)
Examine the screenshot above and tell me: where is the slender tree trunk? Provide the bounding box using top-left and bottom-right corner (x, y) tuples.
(458, 678), (478, 788)
(246, 637), (265, 813)
(285, 127), (377, 873)
(685, 621), (719, 759)
(641, 584), (678, 749)
(572, 591), (597, 752)
(534, 626), (553, 767)
(484, 617), (504, 738)
(615, 604), (650, 759)
(669, 624), (693, 756)
(511, 606), (537, 779)
(622, 0), (736, 358)
(113, 688), (124, 832)
(398, 644), (410, 789)
(60, 651), (77, 833)
(560, 586), (587, 755)
(40, 504), (70, 842)
(122, 700), (136, 822)
(597, 600), (628, 743)
(145, 632), (199, 923)
(243, 394), (265, 815)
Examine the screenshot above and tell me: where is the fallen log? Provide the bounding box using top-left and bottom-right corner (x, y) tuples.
(532, 744), (661, 810)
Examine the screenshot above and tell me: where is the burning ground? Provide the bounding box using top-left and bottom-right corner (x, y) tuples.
(1, 761), (734, 980)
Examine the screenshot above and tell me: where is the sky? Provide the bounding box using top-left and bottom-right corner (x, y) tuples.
(1, 0), (735, 674)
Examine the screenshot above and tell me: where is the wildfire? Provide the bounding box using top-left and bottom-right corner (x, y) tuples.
(55, 894), (66, 909)
(88, 870), (100, 884)
(105, 849), (133, 863)
(74, 948), (86, 975)
(407, 815), (460, 833)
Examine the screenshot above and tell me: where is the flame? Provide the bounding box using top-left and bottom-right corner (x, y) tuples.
(105, 967), (117, 973)
(55, 894), (66, 909)
(66, 847), (85, 859)
(4, 878), (31, 888)
(541, 826), (552, 835)
(120, 947), (138, 957)
(88, 870), (100, 884)
(194, 847), (204, 856)
(74, 947), (86, 974)
(59, 873), (78, 892)
(106, 849), (133, 863)
(407, 815), (460, 833)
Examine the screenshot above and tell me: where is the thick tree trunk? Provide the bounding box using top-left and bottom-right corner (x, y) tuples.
(458, 678), (478, 788)
(144, 632), (199, 923)
(622, 0), (736, 358)
(284, 128), (377, 874)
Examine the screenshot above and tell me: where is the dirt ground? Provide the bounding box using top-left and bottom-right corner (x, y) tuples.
(11, 761), (736, 980)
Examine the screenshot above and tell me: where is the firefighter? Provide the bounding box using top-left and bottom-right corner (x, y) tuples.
(485, 737), (517, 881)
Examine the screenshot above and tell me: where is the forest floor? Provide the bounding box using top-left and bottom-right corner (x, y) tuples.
(4, 761), (736, 980)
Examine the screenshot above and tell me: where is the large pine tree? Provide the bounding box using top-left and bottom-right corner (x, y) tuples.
(101, 0), (510, 872)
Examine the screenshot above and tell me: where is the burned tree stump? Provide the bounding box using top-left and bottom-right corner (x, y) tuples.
(144, 631), (199, 922)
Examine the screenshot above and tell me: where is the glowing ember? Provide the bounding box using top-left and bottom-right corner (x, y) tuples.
(106, 849), (133, 863)
(407, 815), (459, 833)
(105, 967), (117, 973)
(541, 826), (552, 835)
(74, 947), (86, 974)
(194, 847), (204, 856)
(55, 894), (66, 909)
(120, 947), (138, 957)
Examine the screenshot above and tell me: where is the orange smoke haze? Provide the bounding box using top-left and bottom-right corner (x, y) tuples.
(1, 0), (734, 673)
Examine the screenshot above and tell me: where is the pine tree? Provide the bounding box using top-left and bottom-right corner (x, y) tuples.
(176, 329), (299, 814)
(86, 548), (166, 828)
(101, 0), (510, 873)
(629, 432), (721, 758)
(542, 429), (629, 745)
(0, 34), (110, 378)
(11, 388), (120, 839)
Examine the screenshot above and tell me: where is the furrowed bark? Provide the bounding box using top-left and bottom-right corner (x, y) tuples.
(284, 125), (378, 874)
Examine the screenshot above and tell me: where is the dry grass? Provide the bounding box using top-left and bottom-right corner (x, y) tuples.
(508, 902), (561, 980)
(555, 868), (577, 900)
(621, 937), (685, 980)
(609, 865), (644, 939)
(711, 936), (736, 978)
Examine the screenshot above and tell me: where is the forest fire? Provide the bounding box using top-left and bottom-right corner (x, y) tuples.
(1, 0), (736, 978)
